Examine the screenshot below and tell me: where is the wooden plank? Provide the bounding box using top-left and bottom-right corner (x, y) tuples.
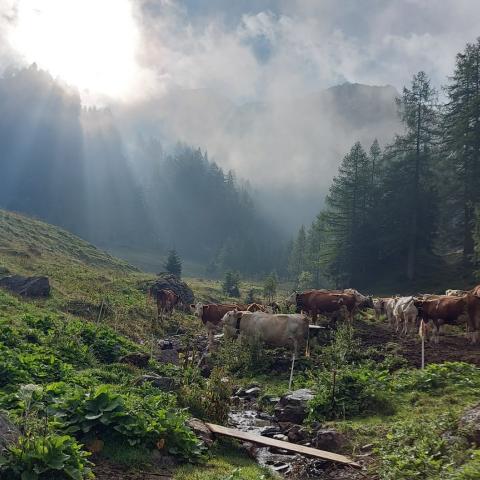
(205, 423), (360, 468)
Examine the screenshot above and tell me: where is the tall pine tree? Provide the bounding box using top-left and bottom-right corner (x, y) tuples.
(444, 38), (480, 266)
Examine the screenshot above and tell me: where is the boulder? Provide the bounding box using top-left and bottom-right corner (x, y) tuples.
(187, 418), (214, 448)
(286, 425), (309, 443)
(0, 275), (50, 297)
(119, 352), (150, 368)
(0, 414), (19, 452)
(148, 274), (194, 310)
(459, 403), (480, 445)
(313, 428), (346, 452)
(156, 349), (179, 365)
(274, 389), (315, 425)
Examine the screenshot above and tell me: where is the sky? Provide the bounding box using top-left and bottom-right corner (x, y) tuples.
(0, 0), (479, 229)
(0, 0), (479, 103)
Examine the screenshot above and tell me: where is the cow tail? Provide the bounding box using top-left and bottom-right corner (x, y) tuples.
(305, 324), (311, 358)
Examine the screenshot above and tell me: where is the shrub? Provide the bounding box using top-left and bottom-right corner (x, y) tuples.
(308, 366), (395, 421)
(0, 434), (94, 480)
(215, 334), (269, 375)
(376, 413), (467, 480)
(53, 385), (140, 444)
(394, 362), (480, 393)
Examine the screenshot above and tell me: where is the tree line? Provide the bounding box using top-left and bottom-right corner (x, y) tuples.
(288, 38), (480, 291)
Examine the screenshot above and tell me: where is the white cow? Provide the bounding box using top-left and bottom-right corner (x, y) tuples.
(221, 310), (310, 357)
(372, 298), (386, 322)
(384, 297), (398, 329)
(393, 296), (418, 335)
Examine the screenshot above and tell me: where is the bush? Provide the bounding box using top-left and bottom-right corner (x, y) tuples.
(376, 413), (467, 480)
(0, 434), (94, 480)
(215, 334), (269, 376)
(308, 366), (395, 421)
(394, 362), (480, 393)
(51, 385), (204, 461)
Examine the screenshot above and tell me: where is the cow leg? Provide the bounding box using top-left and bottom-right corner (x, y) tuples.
(471, 330), (479, 344)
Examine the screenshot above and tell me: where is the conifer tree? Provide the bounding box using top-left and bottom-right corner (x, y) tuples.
(444, 38), (480, 265)
(164, 249), (182, 278)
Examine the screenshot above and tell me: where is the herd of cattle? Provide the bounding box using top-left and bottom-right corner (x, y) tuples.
(149, 284), (480, 356)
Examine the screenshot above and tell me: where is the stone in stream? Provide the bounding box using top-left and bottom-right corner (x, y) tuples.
(186, 418), (214, 448)
(274, 388), (315, 424)
(245, 387), (261, 398)
(313, 428), (346, 452)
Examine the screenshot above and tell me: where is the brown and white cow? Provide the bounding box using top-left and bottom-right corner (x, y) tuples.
(193, 303), (240, 348)
(414, 294), (480, 343)
(372, 298), (387, 322)
(221, 310), (310, 357)
(246, 303), (268, 312)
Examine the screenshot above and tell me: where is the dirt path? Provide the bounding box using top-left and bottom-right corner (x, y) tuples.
(354, 319), (480, 367)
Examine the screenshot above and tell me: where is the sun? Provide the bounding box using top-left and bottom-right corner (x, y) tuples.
(9, 0), (141, 101)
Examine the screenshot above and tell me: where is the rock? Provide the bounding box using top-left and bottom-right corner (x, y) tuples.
(287, 425), (309, 443)
(0, 414), (19, 452)
(260, 426), (282, 437)
(187, 418), (214, 448)
(148, 274), (195, 310)
(264, 395), (281, 405)
(156, 348), (179, 365)
(0, 275), (50, 297)
(459, 403), (480, 445)
(235, 387), (246, 397)
(245, 387), (261, 398)
(274, 389), (315, 425)
(135, 374), (179, 391)
(273, 433), (289, 441)
(313, 428), (346, 452)
(119, 352), (150, 368)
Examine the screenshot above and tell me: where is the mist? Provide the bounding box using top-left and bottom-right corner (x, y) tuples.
(1, 0), (480, 271)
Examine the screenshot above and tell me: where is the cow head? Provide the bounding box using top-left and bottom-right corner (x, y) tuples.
(220, 310), (242, 326)
(193, 302), (204, 317)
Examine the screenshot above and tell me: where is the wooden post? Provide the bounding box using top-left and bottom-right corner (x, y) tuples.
(421, 334), (425, 370)
(288, 353), (296, 390)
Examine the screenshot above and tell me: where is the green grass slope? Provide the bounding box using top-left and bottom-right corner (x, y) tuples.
(0, 209), (270, 479)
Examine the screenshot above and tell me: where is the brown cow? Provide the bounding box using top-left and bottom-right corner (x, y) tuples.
(415, 294), (480, 343)
(193, 303), (240, 348)
(149, 288), (180, 319)
(246, 303), (268, 312)
(287, 290), (357, 322)
(470, 285), (480, 297)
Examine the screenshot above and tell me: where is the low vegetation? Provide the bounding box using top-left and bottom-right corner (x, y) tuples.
(2, 210), (480, 479)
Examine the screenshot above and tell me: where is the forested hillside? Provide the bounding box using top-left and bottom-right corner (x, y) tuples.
(289, 39), (480, 292)
(0, 66), (284, 276)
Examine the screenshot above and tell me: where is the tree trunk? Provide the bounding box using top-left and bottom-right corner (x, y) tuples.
(407, 103), (422, 281)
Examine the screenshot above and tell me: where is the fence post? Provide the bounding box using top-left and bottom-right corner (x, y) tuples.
(288, 353), (296, 390)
